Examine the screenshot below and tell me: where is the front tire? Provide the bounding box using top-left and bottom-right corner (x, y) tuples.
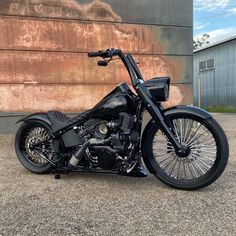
(142, 113), (229, 190)
(15, 121), (54, 174)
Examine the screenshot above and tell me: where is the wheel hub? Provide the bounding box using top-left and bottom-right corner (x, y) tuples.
(25, 127), (53, 164)
(176, 145), (191, 158)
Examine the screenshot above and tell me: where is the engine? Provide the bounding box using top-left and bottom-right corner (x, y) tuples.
(69, 112), (139, 170)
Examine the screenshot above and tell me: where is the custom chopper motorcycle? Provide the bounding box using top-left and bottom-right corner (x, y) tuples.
(15, 48), (229, 190)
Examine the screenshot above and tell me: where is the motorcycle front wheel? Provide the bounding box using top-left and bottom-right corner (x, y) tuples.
(142, 113), (229, 190)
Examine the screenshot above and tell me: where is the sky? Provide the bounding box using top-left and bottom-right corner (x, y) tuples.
(194, 0), (236, 44)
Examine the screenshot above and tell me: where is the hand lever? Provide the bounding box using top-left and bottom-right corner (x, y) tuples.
(97, 61), (108, 66)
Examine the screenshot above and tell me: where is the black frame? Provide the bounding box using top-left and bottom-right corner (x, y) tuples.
(94, 49), (183, 151)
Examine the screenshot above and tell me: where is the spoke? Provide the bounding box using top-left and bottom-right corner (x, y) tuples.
(194, 150), (216, 156)
(191, 155), (214, 165)
(184, 119), (193, 143)
(155, 151), (175, 157)
(194, 159), (210, 173)
(192, 161), (205, 176)
(176, 160), (181, 179)
(182, 119), (186, 143)
(196, 158), (212, 170)
(185, 121), (200, 144)
(183, 119), (187, 142)
(191, 145), (216, 151)
(179, 119), (183, 143)
(188, 132), (212, 147)
(159, 155), (175, 167)
(159, 157), (173, 166)
(162, 156), (176, 170)
(173, 121), (181, 142)
(153, 146), (174, 152)
(187, 162), (195, 179)
(191, 152), (216, 163)
(190, 138), (215, 146)
(159, 152), (176, 157)
(184, 119), (194, 143)
(189, 132), (211, 146)
(190, 162), (200, 178)
(169, 158), (179, 176)
(182, 161), (188, 179)
(158, 154), (174, 164)
(154, 138), (171, 144)
(197, 156), (215, 166)
(191, 148), (216, 155)
(187, 128), (208, 146)
(153, 146), (175, 152)
(194, 159), (210, 172)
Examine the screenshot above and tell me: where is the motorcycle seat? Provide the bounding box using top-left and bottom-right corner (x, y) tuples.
(47, 110), (90, 133)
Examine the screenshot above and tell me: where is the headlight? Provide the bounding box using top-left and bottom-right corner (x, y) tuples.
(144, 77), (170, 102)
(163, 83), (169, 100)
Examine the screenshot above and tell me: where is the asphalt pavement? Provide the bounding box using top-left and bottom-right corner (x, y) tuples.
(0, 113), (236, 236)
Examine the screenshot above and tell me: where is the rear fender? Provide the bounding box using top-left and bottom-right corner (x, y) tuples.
(16, 112), (51, 127)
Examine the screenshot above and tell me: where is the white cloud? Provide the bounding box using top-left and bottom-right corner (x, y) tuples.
(195, 28), (236, 44)
(194, 0), (229, 11)
(194, 22), (210, 30)
(227, 7), (236, 15)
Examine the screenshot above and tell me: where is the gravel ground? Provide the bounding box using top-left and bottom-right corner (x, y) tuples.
(0, 113), (236, 236)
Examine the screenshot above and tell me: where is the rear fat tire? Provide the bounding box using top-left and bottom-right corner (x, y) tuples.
(142, 114), (229, 190)
(15, 121), (53, 174)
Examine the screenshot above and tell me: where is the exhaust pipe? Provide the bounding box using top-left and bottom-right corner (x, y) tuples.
(69, 138), (111, 167)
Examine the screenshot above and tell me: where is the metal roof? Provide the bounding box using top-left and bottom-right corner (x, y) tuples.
(194, 35), (236, 53)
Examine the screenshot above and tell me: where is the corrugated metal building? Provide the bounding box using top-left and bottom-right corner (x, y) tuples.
(0, 0), (193, 133)
(194, 36), (236, 111)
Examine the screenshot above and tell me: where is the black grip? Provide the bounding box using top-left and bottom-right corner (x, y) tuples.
(88, 51), (103, 57)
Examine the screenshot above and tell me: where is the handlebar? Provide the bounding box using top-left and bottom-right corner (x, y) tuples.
(87, 51), (103, 57)
(87, 48), (142, 86)
(88, 48), (118, 58)
(88, 51), (106, 57)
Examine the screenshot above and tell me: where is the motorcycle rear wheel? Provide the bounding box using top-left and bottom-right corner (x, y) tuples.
(15, 121), (53, 174)
(142, 113), (229, 190)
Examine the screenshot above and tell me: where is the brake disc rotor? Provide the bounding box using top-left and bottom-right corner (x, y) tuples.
(25, 127), (54, 164)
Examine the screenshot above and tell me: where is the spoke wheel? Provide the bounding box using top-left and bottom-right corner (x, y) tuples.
(142, 113), (229, 190)
(24, 127), (53, 165)
(153, 118), (217, 180)
(15, 121), (54, 174)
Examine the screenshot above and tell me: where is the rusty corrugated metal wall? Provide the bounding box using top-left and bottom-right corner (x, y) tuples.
(0, 0), (193, 132)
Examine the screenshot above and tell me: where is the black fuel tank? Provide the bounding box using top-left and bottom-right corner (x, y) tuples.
(89, 84), (134, 118)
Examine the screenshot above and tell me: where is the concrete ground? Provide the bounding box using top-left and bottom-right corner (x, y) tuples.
(0, 113), (236, 236)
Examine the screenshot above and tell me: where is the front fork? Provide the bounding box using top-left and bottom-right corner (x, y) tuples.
(136, 84), (188, 156)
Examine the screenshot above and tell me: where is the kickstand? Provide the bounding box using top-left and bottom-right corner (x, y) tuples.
(54, 173), (61, 179)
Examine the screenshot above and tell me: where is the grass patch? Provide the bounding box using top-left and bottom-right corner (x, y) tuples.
(201, 106), (236, 113)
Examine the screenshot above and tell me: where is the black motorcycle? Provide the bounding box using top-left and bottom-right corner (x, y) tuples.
(15, 48), (229, 190)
